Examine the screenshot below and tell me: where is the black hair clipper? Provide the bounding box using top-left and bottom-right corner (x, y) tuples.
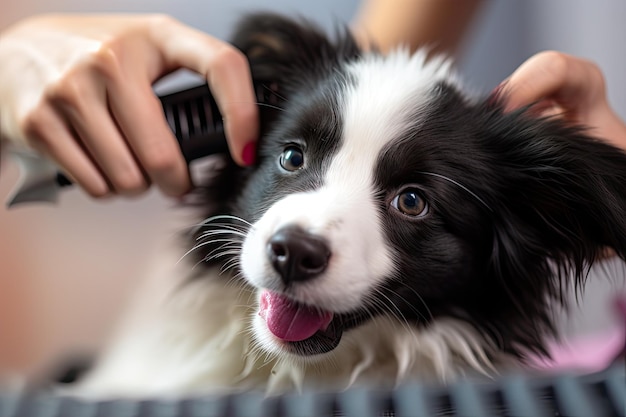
(6, 81), (281, 207)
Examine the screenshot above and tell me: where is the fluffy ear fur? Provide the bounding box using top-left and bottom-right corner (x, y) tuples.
(466, 95), (626, 356)
(486, 103), (626, 269)
(231, 13), (360, 94)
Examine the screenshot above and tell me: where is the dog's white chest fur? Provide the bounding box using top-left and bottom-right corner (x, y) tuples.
(77, 227), (502, 398)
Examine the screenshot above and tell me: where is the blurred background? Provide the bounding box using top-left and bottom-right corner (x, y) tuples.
(1, 0), (625, 381)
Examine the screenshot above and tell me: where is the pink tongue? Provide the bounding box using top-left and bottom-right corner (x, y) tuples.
(258, 290), (333, 342)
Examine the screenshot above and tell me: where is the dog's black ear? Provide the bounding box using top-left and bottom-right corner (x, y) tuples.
(488, 108), (626, 268)
(464, 101), (626, 356)
(480, 101), (626, 302)
(231, 13), (360, 91)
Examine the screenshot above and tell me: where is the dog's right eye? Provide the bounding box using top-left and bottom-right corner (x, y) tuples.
(391, 188), (429, 218)
(279, 146), (305, 171)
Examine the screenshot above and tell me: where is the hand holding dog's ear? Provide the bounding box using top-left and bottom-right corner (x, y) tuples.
(500, 51), (626, 151)
(0, 14), (259, 199)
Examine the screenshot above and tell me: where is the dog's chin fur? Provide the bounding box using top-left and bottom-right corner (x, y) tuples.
(77, 13), (626, 397)
(78, 258), (512, 398)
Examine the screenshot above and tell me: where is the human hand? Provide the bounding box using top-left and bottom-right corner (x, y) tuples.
(498, 51), (626, 151)
(0, 14), (258, 198)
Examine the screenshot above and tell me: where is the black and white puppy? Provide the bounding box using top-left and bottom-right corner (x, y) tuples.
(80, 14), (626, 396)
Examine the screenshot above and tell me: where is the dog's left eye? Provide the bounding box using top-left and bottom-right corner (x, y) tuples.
(279, 146), (305, 171)
(391, 188), (428, 217)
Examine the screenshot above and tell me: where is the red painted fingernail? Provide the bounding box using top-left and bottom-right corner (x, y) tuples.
(242, 141), (257, 166)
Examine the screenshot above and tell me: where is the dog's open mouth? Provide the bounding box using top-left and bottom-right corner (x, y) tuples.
(258, 290), (344, 355)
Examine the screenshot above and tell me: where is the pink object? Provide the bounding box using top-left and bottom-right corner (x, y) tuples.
(258, 290), (333, 342)
(529, 295), (626, 373)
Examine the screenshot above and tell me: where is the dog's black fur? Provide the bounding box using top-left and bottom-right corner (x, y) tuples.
(190, 13), (626, 362)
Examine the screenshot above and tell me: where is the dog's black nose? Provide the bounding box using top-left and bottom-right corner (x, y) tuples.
(267, 226), (330, 284)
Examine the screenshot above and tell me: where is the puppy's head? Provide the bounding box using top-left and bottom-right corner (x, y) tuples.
(193, 14), (626, 363)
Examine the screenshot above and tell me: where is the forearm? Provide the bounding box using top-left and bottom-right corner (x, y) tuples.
(352, 0), (484, 54)
(0, 23), (29, 149)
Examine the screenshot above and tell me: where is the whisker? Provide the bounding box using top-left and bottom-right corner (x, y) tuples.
(371, 288), (414, 334)
(212, 249), (243, 261)
(197, 221), (250, 231)
(220, 100), (286, 113)
(225, 272), (249, 293)
(205, 242), (242, 260)
(220, 258), (242, 275)
(188, 215), (254, 234)
(197, 229), (248, 239)
(178, 238), (242, 264)
(255, 102), (286, 112)
(195, 226), (249, 241)
(360, 296), (386, 333)
(261, 83), (288, 102)
(418, 171), (493, 212)
(389, 283), (433, 322)
(189, 248), (240, 270)
(206, 248), (242, 263)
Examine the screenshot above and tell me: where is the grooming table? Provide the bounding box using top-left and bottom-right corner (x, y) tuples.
(0, 362), (623, 417)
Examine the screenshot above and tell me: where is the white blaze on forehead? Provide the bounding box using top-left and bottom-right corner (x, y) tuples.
(299, 49), (457, 308)
(329, 48), (455, 188)
(241, 49), (457, 313)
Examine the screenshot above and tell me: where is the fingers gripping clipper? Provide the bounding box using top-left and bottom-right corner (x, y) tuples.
(5, 81), (280, 208)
